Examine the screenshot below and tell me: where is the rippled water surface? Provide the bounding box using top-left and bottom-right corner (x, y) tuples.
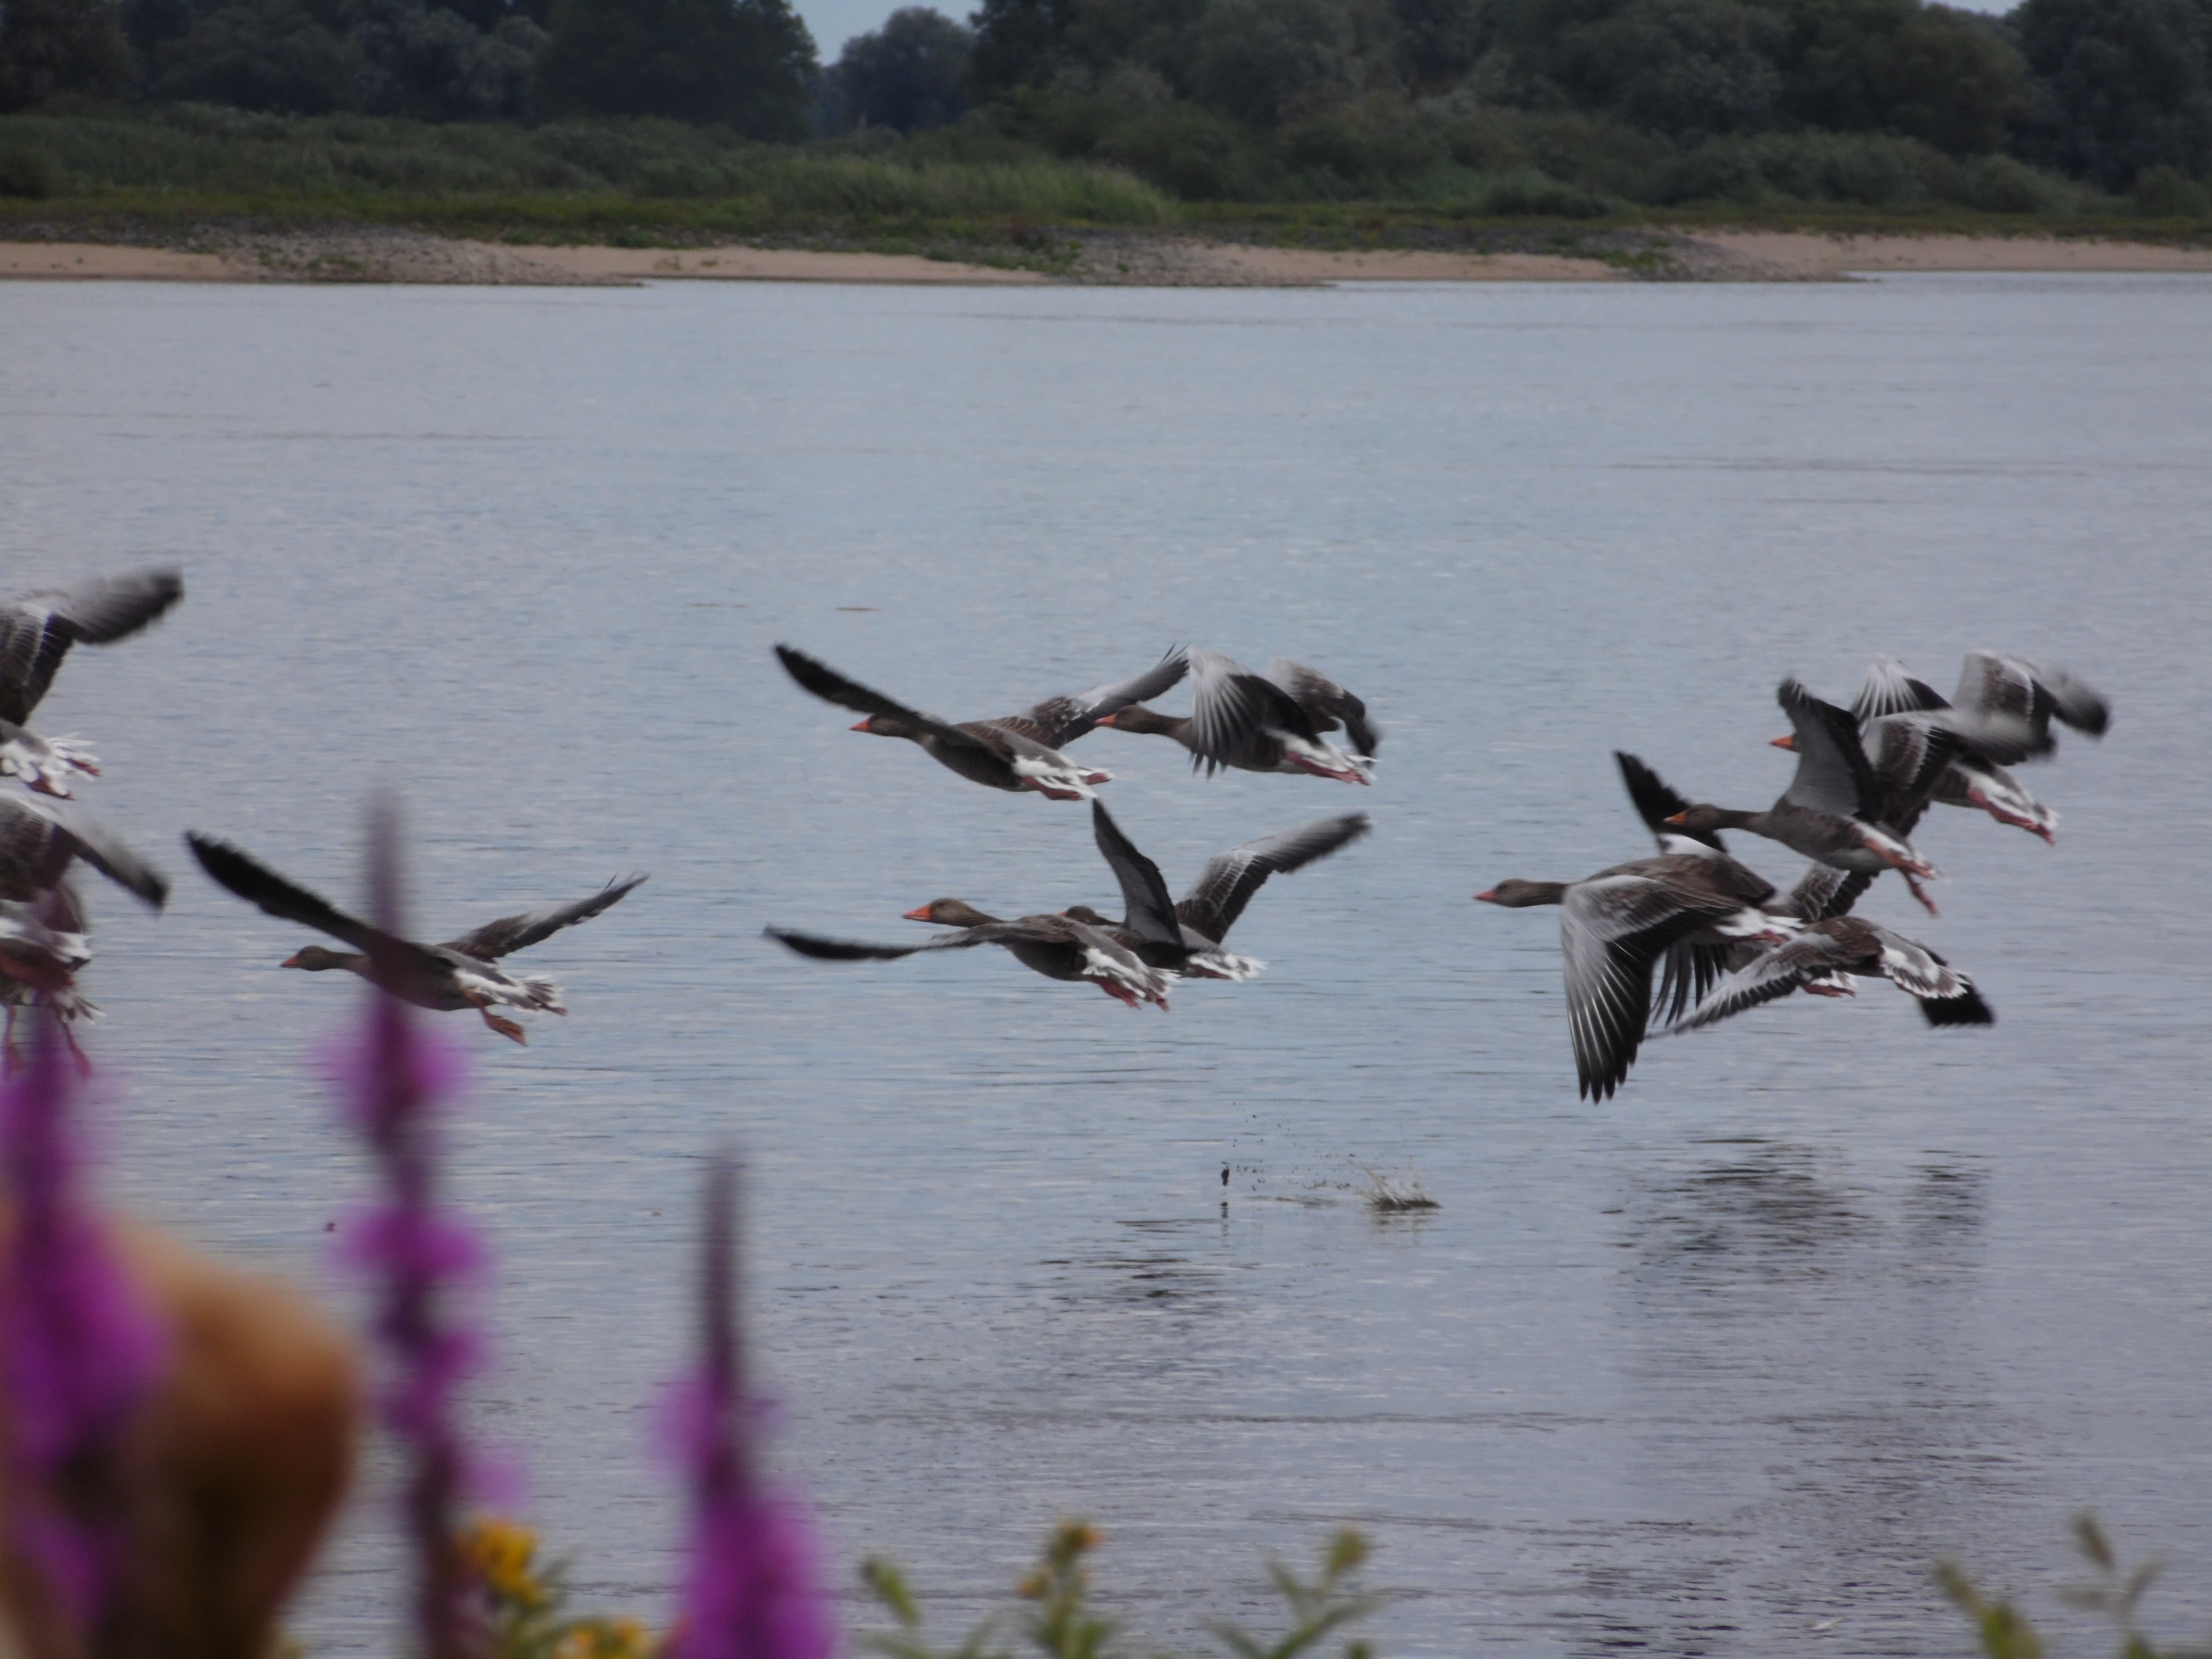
(3, 272), (2209, 1656)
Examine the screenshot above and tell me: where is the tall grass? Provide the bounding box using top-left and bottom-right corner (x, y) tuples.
(0, 106), (1175, 225)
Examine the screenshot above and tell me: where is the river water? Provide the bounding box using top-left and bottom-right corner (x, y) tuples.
(2, 271), (2208, 1656)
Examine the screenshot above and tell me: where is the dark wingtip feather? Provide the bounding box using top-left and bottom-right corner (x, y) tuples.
(1920, 983), (1996, 1027)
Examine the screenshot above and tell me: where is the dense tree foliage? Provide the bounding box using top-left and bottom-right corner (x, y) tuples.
(535, 0), (814, 133)
(826, 5), (970, 129)
(0, 0), (136, 110)
(2010, 0), (2212, 185)
(145, 0), (540, 116)
(3, 0), (2208, 204)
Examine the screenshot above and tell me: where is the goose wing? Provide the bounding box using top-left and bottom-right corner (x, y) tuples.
(1864, 924), (1996, 1026)
(764, 919), (1061, 961)
(774, 645), (996, 754)
(1862, 713), (1959, 836)
(1783, 860), (1868, 922)
(1850, 656), (1950, 723)
(0, 794), (167, 908)
(1269, 659), (1379, 759)
(186, 833), (438, 965)
(1001, 649), (1189, 749)
(1617, 751), (1726, 854)
(1669, 930), (1861, 1032)
(1185, 647), (1322, 773)
(1089, 802), (1182, 946)
(0, 568), (184, 725)
(1176, 812), (1370, 944)
(1560, 873), (1726, 1101)
(1954, 652), (2110, 744)
(440, 874), (647, 960)
(1776, 678), (1883, 821)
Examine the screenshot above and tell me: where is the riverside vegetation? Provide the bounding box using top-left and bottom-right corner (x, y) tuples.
(3, 0), (2211, 259)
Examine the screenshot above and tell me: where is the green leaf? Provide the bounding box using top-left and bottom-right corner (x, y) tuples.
(2075, 1513), (2116, 1573)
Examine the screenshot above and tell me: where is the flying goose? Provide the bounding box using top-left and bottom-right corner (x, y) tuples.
(1667, 916), (1993, 1033)
(1665, 679), (1948, 915)
(186, 833), (644, 1042)
(0, 567), (184, 795)
(768, 905), (1175, 1009)
(1844, 652), (2111, 841)
(1064, 801), (1371, 980)
(775, 644), (1186, 802)
(1476, 855), (1794, 1100)
(1097, 648), (1376, 784)
(0, 793), (169, 1070)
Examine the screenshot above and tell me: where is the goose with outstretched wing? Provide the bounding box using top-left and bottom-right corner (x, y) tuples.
(1097, 647), (1376, 784)
(1477, 856), (1794, 1101)
(768, 905), (1175, 1009)
(1665, 679), (1947, 915)
(1065, 800), (1370, 980)
(776, 643), (1184, 802)
(0, 567), (184, 796)
(1667, 915), (1993, 1033)
(1846, 651), (2110, 841)
(187, 833), (644, 1043)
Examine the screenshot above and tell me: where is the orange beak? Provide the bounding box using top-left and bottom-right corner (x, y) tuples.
(281, 951), (305, 968)
(1474, 889), (1497, 903)
(901, 904), (933, 922)
(1770, 735), (1797, 750)
(1094, 714), (1118, 728)
(1663, 811), (1688, 825)
(850, 719), (871, 732)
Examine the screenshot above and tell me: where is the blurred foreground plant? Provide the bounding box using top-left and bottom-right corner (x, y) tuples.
(457, 1514), (657, 1659)
(1941, 1512), (2212, 1659)
(0, 1021), (164, 1636)
(661, 1153), (837, 1659)
(327, 800), (487, 1659)
(860, 1520), (1382, 1659)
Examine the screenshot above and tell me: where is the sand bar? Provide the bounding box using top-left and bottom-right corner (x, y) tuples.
(1693, 229), (2212, 278)
(4, 228), (2209, 286)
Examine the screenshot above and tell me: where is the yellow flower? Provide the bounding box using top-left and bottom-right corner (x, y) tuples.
(557, 1617), (654, 1659)
(459, 1516), (543, 1603)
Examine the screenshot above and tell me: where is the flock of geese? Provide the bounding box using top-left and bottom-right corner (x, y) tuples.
(1483, 654), (2110, 1098)
(0, 565), (649, 1058)
(762, 638), (2112, 1104)
(0, 572), (2112, 1102)
(763, 644), (1376, 1008)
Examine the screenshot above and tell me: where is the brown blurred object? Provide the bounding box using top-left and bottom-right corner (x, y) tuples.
(1, 1212), (360, 1659)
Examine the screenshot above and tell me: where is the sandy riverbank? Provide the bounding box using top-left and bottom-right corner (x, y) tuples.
(5, 226), (2210, 286)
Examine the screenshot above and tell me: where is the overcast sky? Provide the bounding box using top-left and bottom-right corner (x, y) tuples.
(791, 0), (2012, 74)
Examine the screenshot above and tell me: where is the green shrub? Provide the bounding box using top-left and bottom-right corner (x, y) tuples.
(0, 142), (61, 197)
(1480, 165), (1616, 215)
(2131, 162), (2212, 216)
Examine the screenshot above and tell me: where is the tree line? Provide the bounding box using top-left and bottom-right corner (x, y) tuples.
(2, 0), (2207, 196)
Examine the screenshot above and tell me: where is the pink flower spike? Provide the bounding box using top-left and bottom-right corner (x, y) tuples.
(661, 1155), (837, 1659)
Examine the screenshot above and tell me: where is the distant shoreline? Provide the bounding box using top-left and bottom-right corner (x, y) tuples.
(7, 228), (2212, 286)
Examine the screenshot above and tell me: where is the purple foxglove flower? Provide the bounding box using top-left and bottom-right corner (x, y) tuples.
(0, 1022), (165, 1631)
(662, 1155), (837, 1659)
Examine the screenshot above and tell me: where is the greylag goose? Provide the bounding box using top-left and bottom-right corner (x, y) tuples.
(1097, 648), (1376, 784)
(1063, 801), (1371, 980)
(0, 885), (97, 1072)
(768, 904), (1175, 1009)
(186, 833), (644, 1042)
(1475, 855), (1794, 1100)
(0, 794), (169, 1070)
(1667, 916), (1993, 1032)
(775, 644), (1185, 802)
(1665, 679), (1948, 915)
(1615, 751), (1823, 1021)
(0, 567), (184, 796)
(1845, 652), (2111, 842)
